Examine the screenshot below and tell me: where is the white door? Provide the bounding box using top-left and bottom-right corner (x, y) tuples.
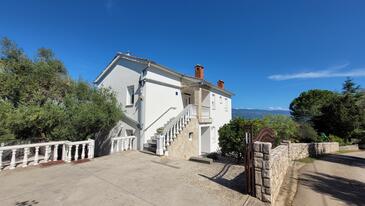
(183, 93), (191, 107)
(200, 126), (210, 154)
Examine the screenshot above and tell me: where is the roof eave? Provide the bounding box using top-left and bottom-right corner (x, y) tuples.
(94, 53), (234, 96)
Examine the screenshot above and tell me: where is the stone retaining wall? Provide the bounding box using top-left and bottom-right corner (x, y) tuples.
(339, 144), (359, 151)
(167, 118), (199, 160)
(254, 141), (339, 205)
(289, 142), (339, 161)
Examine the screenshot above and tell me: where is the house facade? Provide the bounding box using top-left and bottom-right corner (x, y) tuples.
(94, 53), (233, 158)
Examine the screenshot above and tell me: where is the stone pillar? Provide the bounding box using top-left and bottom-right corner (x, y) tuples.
(156, 135), (164, 156)
(254, 142), (272, 203)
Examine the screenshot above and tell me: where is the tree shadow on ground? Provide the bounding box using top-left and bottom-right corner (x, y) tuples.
(198, 163), (246, 194)
(318, 154), (365, 168)
(299, 172), (365, 206)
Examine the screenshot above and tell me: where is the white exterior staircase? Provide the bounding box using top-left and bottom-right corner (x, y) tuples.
(143, 104), (194, 155)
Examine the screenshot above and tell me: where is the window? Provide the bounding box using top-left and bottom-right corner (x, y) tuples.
(224, 98), (227, 111)
(126, 129), (134, 136)
(126, 85), (134, 106)
(212, 94), (216, 110)
(219, 96), (223, 104)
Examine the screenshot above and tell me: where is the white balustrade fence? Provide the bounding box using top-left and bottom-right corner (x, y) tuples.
(110, 136), (136, 154)
(64, 139), (95, 163)
(0, 139), (95, 171)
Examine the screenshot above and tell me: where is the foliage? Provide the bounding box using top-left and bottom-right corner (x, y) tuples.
(312, 94), (365, 141)
(328, 134), (346, 146)
(342, 77), (360, 95)
(218, 118), (263, 162)
(206, 152), (219, 161)
(290, 78), (365, 144)
(289, 89), (338, 123)
(0, 37), (123, 143)
(318, 132), (332, 142)
(296, 123), (318, 143)
(261, 115), (298, 143)
(0, 100), (15, 142)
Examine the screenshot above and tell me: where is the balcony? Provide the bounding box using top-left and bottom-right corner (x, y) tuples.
(191, 105), (212, 124)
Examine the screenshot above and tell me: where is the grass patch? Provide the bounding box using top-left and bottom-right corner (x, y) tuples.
(296, 157), (316, 164)
(337, 150), (359, 154)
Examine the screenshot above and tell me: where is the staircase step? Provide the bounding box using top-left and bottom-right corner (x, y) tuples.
(189, 156), (213, 164)
(144, 143), (156, 148)
(147, 139), (157, 145)
(143, 146), (156, 153)
(140, 150), (157, 156)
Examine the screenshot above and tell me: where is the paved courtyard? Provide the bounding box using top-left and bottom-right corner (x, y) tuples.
(0, 151), (251, 206)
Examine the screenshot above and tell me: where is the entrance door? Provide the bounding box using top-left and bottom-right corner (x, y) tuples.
(183, 93), (191, 107)
(200, 126), (210, 154)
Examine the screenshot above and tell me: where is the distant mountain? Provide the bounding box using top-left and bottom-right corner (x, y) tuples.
(232, 108), (290, 119)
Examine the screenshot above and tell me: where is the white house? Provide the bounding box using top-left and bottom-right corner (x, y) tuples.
(94, 53), (233, 159)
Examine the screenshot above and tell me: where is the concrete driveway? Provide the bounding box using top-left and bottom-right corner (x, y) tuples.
(0, 151), (249, 206)
(293, 151), (365, 206)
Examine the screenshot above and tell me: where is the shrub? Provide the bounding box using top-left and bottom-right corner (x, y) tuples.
(262, 115), (298, 143)
(206, 152), (219, 161)
(218, 118), (262, 162)
(329, 134), (346, 146)
(296, 123), (318, 143)
(319, 133), (329, 142)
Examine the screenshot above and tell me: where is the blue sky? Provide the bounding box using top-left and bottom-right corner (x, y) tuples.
(1, 0), (365, 110)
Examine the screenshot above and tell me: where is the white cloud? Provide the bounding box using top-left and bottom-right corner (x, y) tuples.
(268, 107), (289, 111)
(268, 63), (365, 80)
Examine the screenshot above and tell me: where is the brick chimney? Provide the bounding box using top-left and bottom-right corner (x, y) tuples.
(217, 80), (224, 89)
(195, 64), (204, 79)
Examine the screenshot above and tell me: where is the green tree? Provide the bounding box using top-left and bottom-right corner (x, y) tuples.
(0, 37), (123, 143)
(289, 89), (338, 123)
(312, 95), (364, 141)
(342, 77), (360, 95)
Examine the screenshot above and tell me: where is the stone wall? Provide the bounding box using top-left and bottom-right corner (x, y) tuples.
(254, 141), (340, 205)
(270, 144), (290, 203)
(254, 142), (272, 202)
(339, 144), (359, 151)
(289, 142), (339, 161)
(167, 118), (199, 160)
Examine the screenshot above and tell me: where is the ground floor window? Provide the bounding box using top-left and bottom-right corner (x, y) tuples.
(126, 129), (134, 136)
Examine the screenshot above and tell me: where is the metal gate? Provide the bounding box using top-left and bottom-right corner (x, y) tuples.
(244, 127), (276, 196)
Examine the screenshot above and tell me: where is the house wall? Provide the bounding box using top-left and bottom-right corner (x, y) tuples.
(208, 89), (232, 152)
(95, 57), (233, 154)
(95, 59), (145, 122)
(95, 59), (146, 150)
(143, 66), (184, 145)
